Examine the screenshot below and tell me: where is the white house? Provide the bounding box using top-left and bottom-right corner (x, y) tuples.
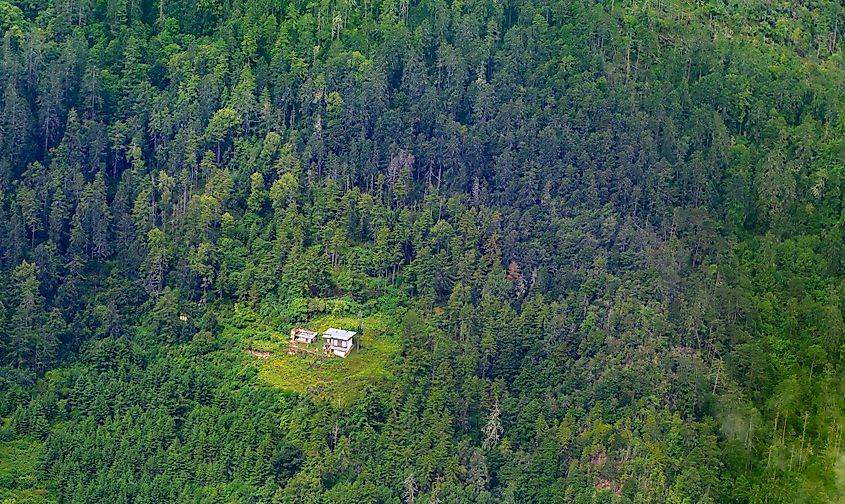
(322, 328), (356, 357)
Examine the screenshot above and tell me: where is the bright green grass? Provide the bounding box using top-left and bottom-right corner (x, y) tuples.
(242, 312), (400, 406)
(0, 438), (54, 504)
(835, 452), (845, 503)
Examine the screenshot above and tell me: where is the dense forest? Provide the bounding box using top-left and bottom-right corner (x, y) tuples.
(1, 0), (844, 501)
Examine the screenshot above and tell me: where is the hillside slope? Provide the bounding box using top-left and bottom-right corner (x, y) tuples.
(0, 0), (844, 502)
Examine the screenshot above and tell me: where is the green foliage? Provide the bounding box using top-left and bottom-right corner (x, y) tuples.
(0, 0), (844, 501)
(0, 439), (53, 503)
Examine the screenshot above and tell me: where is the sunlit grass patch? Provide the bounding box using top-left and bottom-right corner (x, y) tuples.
(0, 438), (54, 503)
(241, 312), (400, 406)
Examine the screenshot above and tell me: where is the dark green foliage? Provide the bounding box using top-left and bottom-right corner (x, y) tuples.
(0, 0), (844, 502)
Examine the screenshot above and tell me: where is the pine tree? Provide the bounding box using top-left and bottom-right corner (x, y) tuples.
(142, 228), (169, 297)
(10, 261), (44, 369)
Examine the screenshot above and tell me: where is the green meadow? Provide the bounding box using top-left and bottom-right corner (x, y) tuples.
(237, 312), (400, 406)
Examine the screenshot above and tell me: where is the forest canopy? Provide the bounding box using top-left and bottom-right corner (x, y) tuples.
(1, 0), (845, 502)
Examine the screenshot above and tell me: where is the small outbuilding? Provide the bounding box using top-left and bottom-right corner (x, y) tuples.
(291, 328), (318, 344)
(322, 328), (356, 357)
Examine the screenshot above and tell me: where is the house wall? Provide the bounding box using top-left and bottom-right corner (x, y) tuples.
(324, 337), (353, 357)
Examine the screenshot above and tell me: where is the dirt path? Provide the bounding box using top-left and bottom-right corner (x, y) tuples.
(286, 344), (329, 359)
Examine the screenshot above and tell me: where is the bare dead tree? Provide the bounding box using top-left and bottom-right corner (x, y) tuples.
(483, 397), (502, 449)
(403, 472), (418, 504)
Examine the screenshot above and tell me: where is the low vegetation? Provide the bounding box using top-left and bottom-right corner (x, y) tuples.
(246, 312), (401, 405)
(0, 439), (52, 503)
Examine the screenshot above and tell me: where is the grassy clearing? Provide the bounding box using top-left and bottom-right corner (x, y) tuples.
(241, 312), (401, 406)
(0, 438), (54, 503)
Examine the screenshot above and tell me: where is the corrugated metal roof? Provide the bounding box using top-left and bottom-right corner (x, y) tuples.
(322, 328), (356, 340)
